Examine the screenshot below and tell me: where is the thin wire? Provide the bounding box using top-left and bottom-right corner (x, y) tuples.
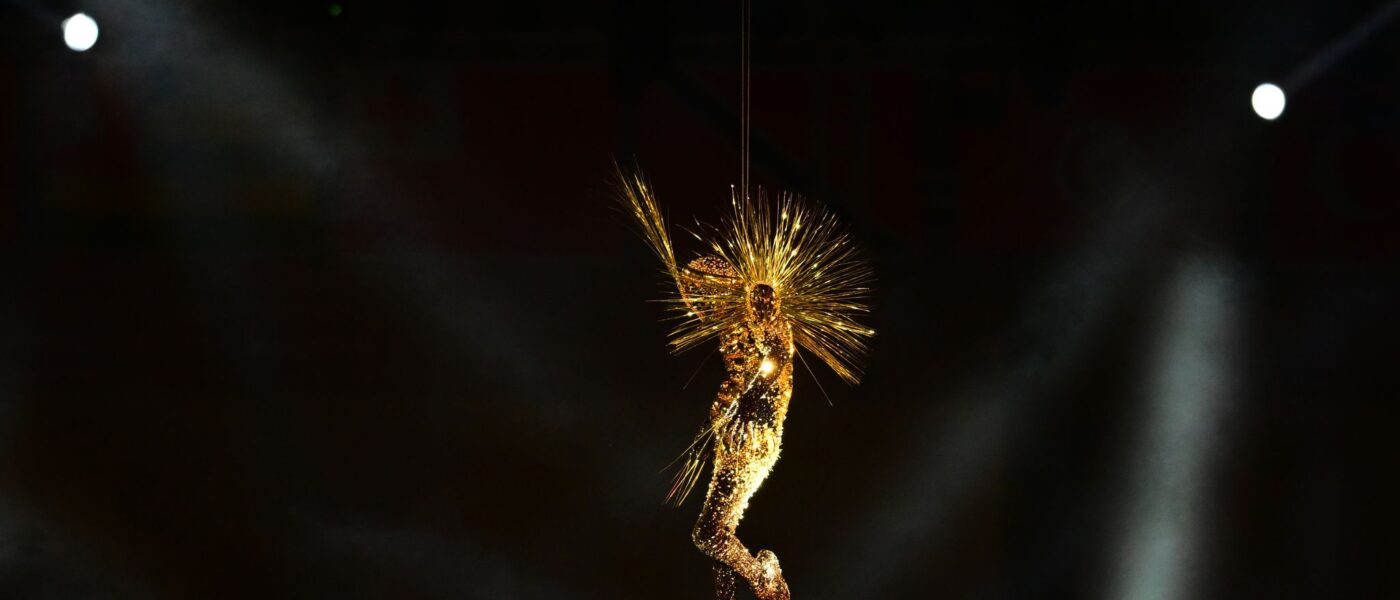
(739, 0), (751, 200)
(682, 346), (719, 390)
(795, 348), (834, 406)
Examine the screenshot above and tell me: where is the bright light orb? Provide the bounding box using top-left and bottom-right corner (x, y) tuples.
(1251, 83), (1285, 120)
(759, 358), (775, 375)
(62, 13), (99, 52)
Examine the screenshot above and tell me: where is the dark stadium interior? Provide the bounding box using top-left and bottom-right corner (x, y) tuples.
(1, 1), (1396, 598)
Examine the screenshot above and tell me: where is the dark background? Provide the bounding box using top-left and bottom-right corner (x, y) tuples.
(1, 1), (1396, 598)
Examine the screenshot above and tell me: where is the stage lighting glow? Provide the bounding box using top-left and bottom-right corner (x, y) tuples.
(759, 358), (775, 375)
(1251, 83), (1285, 120)
(1114, 258), (1236, 600)
(62, 13), (99, 52)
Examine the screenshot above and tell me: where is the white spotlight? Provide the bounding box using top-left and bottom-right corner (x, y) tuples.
(62, 13), (99, 52)
(1251, 83), (1285, 120)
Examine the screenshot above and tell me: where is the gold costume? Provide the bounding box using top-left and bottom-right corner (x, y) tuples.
(617, 169), (874, 600)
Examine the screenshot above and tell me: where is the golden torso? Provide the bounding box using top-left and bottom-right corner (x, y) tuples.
(711, 319), (793, 506)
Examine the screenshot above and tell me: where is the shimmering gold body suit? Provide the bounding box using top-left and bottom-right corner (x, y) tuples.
(616, 170), (872, 600)
(683, 259), (794, 600)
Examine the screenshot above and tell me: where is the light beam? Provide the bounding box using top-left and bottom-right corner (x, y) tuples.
(1113, 257), (1237, 600)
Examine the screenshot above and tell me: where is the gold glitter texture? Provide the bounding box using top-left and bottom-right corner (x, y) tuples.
(617, 167), (874, 600)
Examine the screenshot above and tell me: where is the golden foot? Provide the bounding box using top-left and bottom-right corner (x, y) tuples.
(751, 550), (791, 600)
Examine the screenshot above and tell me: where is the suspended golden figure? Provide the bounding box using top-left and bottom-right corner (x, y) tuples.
(617, 168), (875, 600)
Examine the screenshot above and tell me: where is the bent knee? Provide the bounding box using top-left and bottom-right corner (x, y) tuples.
(691, 524), (725, 556)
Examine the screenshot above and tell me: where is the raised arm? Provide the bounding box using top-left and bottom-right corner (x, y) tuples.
(678, 256), (740, 322)
(615, 166), (680, 280)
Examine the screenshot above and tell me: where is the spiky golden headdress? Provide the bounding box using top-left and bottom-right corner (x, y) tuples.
(616, 167), (875, 384)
